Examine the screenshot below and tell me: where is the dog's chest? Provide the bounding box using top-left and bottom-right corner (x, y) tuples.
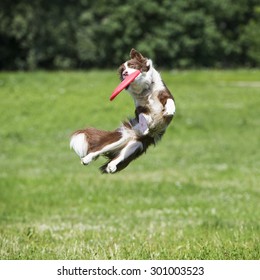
(148, 95), (167, 130)
(147, 94), (163, 115)
(135, 92), (163, 116)
(135, 93), (168, 135)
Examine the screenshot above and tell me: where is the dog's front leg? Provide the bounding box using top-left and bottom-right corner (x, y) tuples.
(134, 113), (152, 135)
(106, 140), (143, 173)
(163, 98), (176, 116)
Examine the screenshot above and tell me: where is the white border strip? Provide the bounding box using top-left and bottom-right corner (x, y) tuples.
(0, 260), (259, 280)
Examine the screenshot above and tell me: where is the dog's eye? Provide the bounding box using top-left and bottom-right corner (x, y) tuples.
(129, 64), (139, 70)
(127, 62), (135, 68)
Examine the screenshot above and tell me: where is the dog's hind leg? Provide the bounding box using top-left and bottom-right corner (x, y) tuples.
(81, 132), (130, 165)
(105, 140), (143, 173)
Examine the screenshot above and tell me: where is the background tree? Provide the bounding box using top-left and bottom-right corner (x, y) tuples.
(0, 0), (259, 70)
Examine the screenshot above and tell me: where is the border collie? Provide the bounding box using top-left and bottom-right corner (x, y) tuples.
(70, 49), (176, 173)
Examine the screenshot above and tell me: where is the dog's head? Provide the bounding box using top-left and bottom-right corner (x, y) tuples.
(118, 49), (153, 95)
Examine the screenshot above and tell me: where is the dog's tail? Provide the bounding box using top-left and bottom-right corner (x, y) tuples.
(70, 127), (123, 159)
(70, 132), (88, 158)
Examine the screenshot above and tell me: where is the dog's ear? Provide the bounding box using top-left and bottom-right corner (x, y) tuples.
(130, 48), (145, 62)
(146, 59), (152, 71)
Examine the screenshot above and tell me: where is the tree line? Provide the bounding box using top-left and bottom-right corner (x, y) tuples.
(0, 0), (259, 70)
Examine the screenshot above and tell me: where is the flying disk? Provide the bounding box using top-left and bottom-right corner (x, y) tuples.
(110, 70), (141, 101)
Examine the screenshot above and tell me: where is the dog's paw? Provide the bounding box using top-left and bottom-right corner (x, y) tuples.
(142, 128), (149, 135)
(106, 162), (117, 173)
(138, 113), (150, 135)
(163, 99), (176, 116)
(81, 154), (94, 165)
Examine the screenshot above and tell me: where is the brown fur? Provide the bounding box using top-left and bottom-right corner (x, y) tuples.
(74, 128), (122, 153)
(158, 88), (173, 106)
(135, 106), (150, 120)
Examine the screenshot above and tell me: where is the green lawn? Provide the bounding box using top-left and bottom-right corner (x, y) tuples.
(0, 69), (259, 259)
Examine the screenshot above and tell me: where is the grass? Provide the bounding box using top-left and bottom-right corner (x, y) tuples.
(0, 69), (259, 259)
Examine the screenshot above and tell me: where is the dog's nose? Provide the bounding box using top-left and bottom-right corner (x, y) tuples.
(122, 70), (128, 78)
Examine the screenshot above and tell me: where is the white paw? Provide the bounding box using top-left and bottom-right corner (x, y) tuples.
(138, 113), (150, 135)
(142, 128), (149, 135)
(133, 123), (148, 136)
(163, 99), (176, 116)
(106, 162), (117, 173)
(81, 154), (94, 165)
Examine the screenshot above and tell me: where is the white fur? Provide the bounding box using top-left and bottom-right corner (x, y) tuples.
(123, 62), (152, 95)
(106, 140), (143, 173)
(150, 67), (165, 92)
(70, 133), (88, 158)
(164, 98), (176, 116)
(123, 62), (138, 77)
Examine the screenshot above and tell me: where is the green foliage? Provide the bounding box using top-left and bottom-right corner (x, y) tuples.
(0, 0), (260, 69)
(0, 70), (260, 259)
(240, 5), (260, 66)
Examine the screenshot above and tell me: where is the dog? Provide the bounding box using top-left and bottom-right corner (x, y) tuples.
(70, 49), (176, 173)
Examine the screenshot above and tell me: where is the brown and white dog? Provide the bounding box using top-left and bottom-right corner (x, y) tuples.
(70, 49), (176, 173)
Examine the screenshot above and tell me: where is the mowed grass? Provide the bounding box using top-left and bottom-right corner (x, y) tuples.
(0, 69), (259, 260)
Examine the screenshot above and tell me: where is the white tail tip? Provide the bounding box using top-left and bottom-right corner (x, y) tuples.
(70, 133), (88, 158)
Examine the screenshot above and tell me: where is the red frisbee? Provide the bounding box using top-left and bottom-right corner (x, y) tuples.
(110, 70), (141, 101)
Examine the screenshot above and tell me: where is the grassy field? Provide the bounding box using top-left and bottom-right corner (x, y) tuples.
(0, 69), (259, 260)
